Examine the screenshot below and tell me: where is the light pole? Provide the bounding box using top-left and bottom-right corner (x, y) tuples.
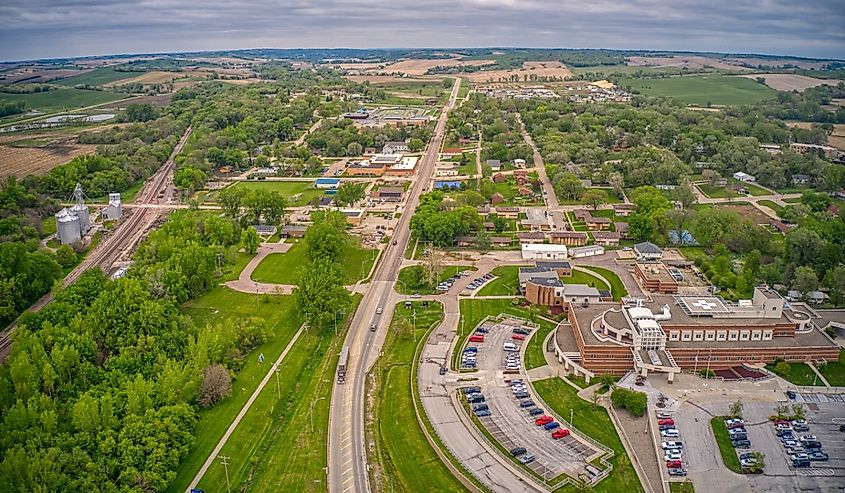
(570, 408), (574, 427)
(274, 363), (281, 399)
(310, 396), (326, 432)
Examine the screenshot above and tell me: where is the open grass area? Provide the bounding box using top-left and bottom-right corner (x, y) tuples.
(0, 88), (127, 113)
(758, 200), (783, 216)
(226, 180), (326, 207)
(525, 323), (554, 370)
(818, 349), (845, 386)
(581, 266), (628, 301)
(452, 298), (547, 370)
(367, 301), (468, 492)
(765, 360), (818, 386)
(710, 417), (742, 474)
(396, 264), (474, 295)
(251, 237), (376, 285)
(167, 288), (303, 492)
(477, 264), (530, 296)
(533, 377), (644, 493)
(189, 295), (360, 493)
(669, 480), (696, 493)
(618, 75), (777, 106)
(55, 67), (146, 87)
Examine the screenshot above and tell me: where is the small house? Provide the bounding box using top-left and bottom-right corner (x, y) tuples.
(486, 159), (502, 171)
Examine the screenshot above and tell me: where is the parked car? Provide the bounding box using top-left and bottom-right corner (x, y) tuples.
(809, 452), (829, 461)
(786, 390), (797, 400)
(664, 451), (683, 461)
(732, 439), (751, 448)
(528, 408), (544, 416)
(668, 468), (687, 476)
(510, 447), (526, 456)
(739, 452), (756, 460)
(513, 328), (530, 335)
(658, 418), (675, 426)
(799, 435), (818, 443)
(730, 433), (748, 441)
(519, 453), (535, 464)
(411, 293), (421, 299)
(519, 400), (535, 408)
(666, 460), (683, 469)
(475, 409), (491, 417)
(511, 334), (526, 341)
(789, 453), (810, 462)
(469, 335), (484, 343)
(726, 422), (746, 430)
(464, 346), (478, 353)
(793, 458), (811, 468)
(551, 429), (570, 439)
(803, 441), (822, 450)
(461, 386), (481, 395)
(467, 395), (485, 404)
(503, 342), (519, 352)
(514, 391), (529, 399)
(439, 366), (446, 375)
(535, 416), (553, 426)
(472, 403), (488, 412)
(793, 424), (809, 432)
(475, 327), (489, 334)
(656, 412), (673, 419)
(661, 429), (680, 438)
(776, 429), (794, 438)
(543, 421), (560, 431)
(782, 439), (800, 448)
(659, 424), (676, 431)
(662, 441), (684, 450)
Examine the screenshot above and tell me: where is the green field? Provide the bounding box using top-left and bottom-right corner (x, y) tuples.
(251, 238), (376, 285)
(618, 75), (777, 106)
(0, 87), (127, 113)
(396, 264), (474, 295)
(533, 378), (644, 493)
(55, 67), (146, 87)
(167, 288), (303, 492)
(710, 417), (742, 473)
(819, 349), (845, 386)
(757, 200), (784, 216)
(367, 301), (468, 492)
(670, 480), (696, 493)
(476, 265), (530, 296)
(582, 266), (628, 301)
(226, 181), (327, 207)
(765, 360), (818, 386)
(190, 295), (359, 493)
(525, 323), (554, 370)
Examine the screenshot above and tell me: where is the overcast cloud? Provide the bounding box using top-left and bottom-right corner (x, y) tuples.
(0, 0), (843, 61)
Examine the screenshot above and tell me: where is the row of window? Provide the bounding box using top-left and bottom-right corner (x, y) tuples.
(667, 329), (773, 342)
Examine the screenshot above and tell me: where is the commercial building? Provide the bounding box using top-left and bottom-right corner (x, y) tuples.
(386, 156), (419, 176)
(633, 262), (680, 294)
(347, 160), (386, 176)
(524, 275), (602, 309)
(591, 231), (621, 246)
(733, 171), (756, 182)
(382, 141), (409, 154)
(551, 287), (839, 382)
(55, 206), (89, 245)
(633, 242), (662, 261)
(435, 163), (459, 177)
(315, 178), (341, 189)
(372, 187), (404, 202)
(548, 231), (588, 246)
(569, 245), (605, 258)
(521, 243), (568, 260)
(281, 224), (307, 238)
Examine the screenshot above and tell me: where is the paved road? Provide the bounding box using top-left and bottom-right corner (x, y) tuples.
(327, 78), (462, 493)
(516, 113), (558, 208)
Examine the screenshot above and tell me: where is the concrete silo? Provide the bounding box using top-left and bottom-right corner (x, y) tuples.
(55, 208), (82, 244)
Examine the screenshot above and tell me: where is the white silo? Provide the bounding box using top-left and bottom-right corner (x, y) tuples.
(103, 192), (122, 220)
(56, 208), (82, 244)
(70, 203), (90, 233)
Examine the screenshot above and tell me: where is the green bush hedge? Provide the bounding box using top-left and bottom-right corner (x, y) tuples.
(611, 388), (647, 417)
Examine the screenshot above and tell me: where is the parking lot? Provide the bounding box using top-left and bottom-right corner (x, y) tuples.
(460, 316), (605, 480)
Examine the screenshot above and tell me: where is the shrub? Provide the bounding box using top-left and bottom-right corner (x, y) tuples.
(611, 387), (647, 417)
(197, 364), (232, 407)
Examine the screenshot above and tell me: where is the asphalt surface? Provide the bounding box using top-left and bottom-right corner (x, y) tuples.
(327, 78), (462, 493)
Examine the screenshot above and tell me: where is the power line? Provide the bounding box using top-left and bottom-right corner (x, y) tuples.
(217, 455), (231, 493)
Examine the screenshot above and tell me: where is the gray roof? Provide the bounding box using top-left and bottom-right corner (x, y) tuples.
(634, 242), (662, 254)
(563, 284), (602, 296)
(536, 261), (572, 270)
(528, 276), (563, 287)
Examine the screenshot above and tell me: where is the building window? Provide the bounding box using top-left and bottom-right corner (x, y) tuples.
(669, 332), (679, 341)
(705, 331), (715, 341)
(716, 331), (727, 341)
(740, 331), (750, 341)
(751, 331), (761, 341)
(763, 330), (772, 341)
(728, 331), (738, 341)
(693, 331), (704, 341)
(681, 331), (692, 341)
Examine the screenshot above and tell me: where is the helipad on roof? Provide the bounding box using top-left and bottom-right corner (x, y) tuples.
(674, 296), (730, 316)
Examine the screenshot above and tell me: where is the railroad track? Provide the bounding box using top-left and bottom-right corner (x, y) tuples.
(0, 126), (192, 357)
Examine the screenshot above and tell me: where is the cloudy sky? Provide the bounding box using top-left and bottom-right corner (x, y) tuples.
(1, 0), (843, 61)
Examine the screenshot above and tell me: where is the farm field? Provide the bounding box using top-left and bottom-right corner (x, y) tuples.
(0, 130), (97, 178)
(251, 238), (376, 285)
(737, 73), (843, 92)
(618, 75), (777, 106)
(366, 301), (468, 492)
(466, 61), (573, 83)
(167, 288), (303, 492)
(625, 56), (743, 71)
(379, 58), (494, 76)
(533, 378), (644, 493)
(54, 67), (146, 86)
(103, 70), (210, 87)
(0, 87), (128, 113)
(224, 180), (326, 206)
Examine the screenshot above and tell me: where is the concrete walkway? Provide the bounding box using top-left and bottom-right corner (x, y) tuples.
(807, 362), (832, 387)
(186, 324), (305, 491)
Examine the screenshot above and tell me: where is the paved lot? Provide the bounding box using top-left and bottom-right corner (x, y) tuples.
(467, 318), (603, 480)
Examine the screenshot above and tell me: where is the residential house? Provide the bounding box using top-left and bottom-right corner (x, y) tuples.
(517, 231), (546, 244)
(383, 141), (409, 154)
(490, 192), (505, 205)
(493, 173), (507, 183)
(633, 241), (663, 261)
(441, 147), (463, 158)
(791, 174), (811, 186)
(495, 207), (520, 219)
(585, 216), (611, 230)
(614, 222), (629, 238)
(613, 203), (636, 217)
(733, 171), (756, 182)
(491, 237), (513, 248)
(281, 224), (307, 238)
(548, 231), (588, 246)
(486, 159), (502, 171)
(513, 158), (527, 168)
(592, 231), (621, 246)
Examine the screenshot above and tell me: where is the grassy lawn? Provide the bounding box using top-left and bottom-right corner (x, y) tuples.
(226, 181), (326, 207)
(367, 301), (468, 492)
(167, 288), (303, 492)
(669, 480), (696, 493)
(757, 200), (783, 216)
(533, 378), (644, 493)
(55, 67), (146, 86)
(191, 295), (360, 493)
(698, 183), (740, 199)
(452, 299), (545, 370)
(818, 349), (845, 386)
(458, 158), (477, 176)
(525, 323), (554, 370)
(710, 417), (742, 473)
(477, 265), (530, 296)
(581, 266), (628, 301)
(0, 88), (127, 113)
(765, 361), (818, 386)
(396, 264), (474, 295)
(251, 238), (376, 285)
(618, 75), (776, 106)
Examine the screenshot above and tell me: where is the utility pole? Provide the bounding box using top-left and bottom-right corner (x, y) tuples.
(274, 363), (281, 399)
(218, 455), (231, 493)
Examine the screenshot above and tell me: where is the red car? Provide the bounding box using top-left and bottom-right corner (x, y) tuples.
(511, 334), (526, 341)
(666, 460), (682, 468)
(773, 420), (790, 426)
(658, 418), (675, 426)
(535, 416), (553, 426)
(726, 422), (745, 430)
(551, 429), (571, 439)
(469, 335), (484, 343)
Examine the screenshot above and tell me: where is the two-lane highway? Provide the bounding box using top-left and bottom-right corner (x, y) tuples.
(328, 78), (462, 493)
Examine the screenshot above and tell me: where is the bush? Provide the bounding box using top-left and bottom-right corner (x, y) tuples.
(197, 364), (232, 407)
(611, 387), (647, 417)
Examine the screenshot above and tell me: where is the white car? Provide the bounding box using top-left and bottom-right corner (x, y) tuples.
(376, 307), (383, 314)
(789, 453), (809, 461)
(661, 429), (680, 438)
(503, 342), (520, 352)
(664, 451), (683, 461)
(799, 435), (817, 442)
(662, 441), (683, 449)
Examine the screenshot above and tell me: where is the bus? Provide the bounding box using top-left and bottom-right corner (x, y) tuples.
(337, 346), (349, 384)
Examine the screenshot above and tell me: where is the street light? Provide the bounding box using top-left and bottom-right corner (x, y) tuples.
(310, 396), (327, 432)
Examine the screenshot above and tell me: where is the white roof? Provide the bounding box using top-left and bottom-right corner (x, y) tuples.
(636, 319), (661, 331)
(563, 284), (601, 297)
(522, 243), (568, 252)
(390, 156), (418, 170)
(628, 307), (654, 320)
